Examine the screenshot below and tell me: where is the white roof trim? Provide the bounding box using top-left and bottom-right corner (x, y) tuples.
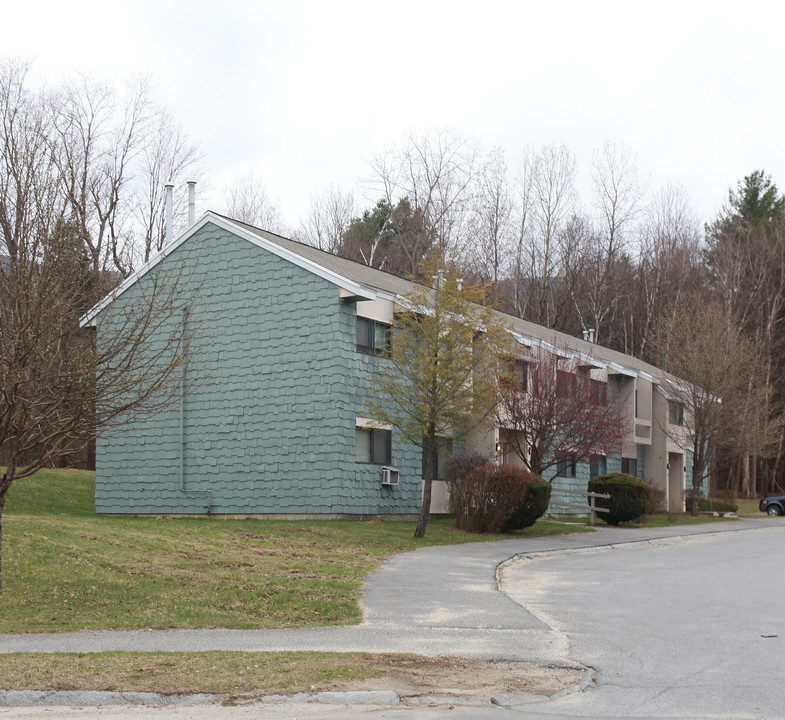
(80, 212), (376, 327)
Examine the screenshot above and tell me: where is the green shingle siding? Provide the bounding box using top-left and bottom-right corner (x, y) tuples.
(96, 222), (423, 516)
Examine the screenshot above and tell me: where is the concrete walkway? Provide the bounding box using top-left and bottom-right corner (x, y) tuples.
(0, 518), (775, 664)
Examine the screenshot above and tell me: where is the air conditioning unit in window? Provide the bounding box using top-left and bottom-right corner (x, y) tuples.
(380, 466), (400, 486)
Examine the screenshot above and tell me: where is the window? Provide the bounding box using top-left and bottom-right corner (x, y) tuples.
(356, 316), (390, 356)
(501, 359), (528, 392)
(556, 370), (576, 398)
(590, 455), (607, 478)
(422, 436), (453, 480)
(589, 379), (607, 404)
(669, 401), (684, 426)
(621, 458), (638, 477)
(356, 427), (392, 464)
(555, 454), (577, 478)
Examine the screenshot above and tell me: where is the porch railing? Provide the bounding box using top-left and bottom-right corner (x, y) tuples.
(549, 487), (611, 525)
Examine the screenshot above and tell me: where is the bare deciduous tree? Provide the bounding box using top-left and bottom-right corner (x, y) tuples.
(294, 184), (355, 254)
(221, 171), (285, 234)
(0, 59), (200, 587)
(512, 145), (577, 328)
(467, 147), (514, 286)
(653, 295), (773, 512)
(367, 128), (479, 278)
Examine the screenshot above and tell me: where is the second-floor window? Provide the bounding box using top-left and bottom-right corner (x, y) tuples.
(501, 359), (528, 392)
(356, 317), (391, 356)
(556, 370), (576, 398)
(669, 401), (684, 426)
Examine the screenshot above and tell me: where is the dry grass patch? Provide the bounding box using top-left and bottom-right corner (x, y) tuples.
(0, 652), (582, 698)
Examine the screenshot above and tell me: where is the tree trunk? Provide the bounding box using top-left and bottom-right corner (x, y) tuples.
(415, 428), (437, 538)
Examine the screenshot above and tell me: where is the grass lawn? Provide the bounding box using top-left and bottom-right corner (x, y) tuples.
(1, 469), (593, 634)
(734, 498), (766, 517)
(546, 511), (736, 527)
(0, 650), (387, 695)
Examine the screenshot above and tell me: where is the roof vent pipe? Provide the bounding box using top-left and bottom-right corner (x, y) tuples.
(187, 180), (196, 226)
(164, 182), (174, 245)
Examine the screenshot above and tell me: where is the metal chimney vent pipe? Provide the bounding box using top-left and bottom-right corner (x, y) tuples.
(187, 180), (196, 226)
(164, 182), (174, 245)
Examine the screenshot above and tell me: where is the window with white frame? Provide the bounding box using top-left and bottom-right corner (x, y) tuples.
(356, 316), (390, 356)
(355, 422), (392, 465)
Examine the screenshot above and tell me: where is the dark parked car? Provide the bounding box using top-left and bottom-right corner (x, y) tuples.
(760, 495), (785, 516)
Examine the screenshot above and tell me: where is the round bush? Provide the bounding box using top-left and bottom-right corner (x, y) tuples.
(588, 473), (650, 525)
(453, 464), (551, 534)
(443, 451), (488, 518)
(503, 474), (552, 532)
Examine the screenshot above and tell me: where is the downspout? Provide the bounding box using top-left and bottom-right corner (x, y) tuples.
(179, 309), (188, 492)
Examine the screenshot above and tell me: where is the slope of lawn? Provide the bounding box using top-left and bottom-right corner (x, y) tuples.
(1, 469), (592, 634)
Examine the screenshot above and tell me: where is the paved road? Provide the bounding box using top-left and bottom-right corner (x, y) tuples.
(503, 526), (785, 718)
(1, 518), (782, 719)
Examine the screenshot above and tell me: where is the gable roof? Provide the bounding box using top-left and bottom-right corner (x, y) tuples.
(80, 211), (669, 385)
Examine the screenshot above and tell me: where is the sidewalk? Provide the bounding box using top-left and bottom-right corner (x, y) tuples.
(0, 518), (775, 662)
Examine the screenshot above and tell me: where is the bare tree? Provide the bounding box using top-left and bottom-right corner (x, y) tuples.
(221, 171), (285, 234)
(633, 183), (702, 361)
(0, 59), (199, 587)
(50, 73), (150, 278)
(467, 147), (514, 286)
(652, 295), (772, 512)
(133, 109), (203, 264)
(512, 145), (577, 327)
(496, 343), (626, 477)
(48, 70), (202, 277)
(367, 128), (479, 278)
(571, 142), (644, 347)
(294, 184), (355, 253)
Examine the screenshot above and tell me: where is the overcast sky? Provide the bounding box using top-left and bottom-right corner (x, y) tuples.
(4, 0), (784, 231)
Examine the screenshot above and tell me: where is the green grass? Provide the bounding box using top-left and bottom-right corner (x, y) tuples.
(0, 651), (386, 695)
(735, 498), (765, 517)
(1, 469), (591, 634)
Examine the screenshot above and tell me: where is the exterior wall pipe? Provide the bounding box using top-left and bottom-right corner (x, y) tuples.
(165, 182), (174, 245)
(180, 309), (188, 492)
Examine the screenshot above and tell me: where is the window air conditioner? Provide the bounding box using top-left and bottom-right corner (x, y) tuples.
(380, 466), (400, 486)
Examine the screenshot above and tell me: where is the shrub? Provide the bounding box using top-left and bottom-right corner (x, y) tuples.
(453, 464), (551, 533)
(588, 473), (650, 525)
(443, 451), (488, 518)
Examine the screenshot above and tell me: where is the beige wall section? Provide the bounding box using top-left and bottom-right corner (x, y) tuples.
(647, 388), (676, 508)
(429, 480), (450, 514)
(355, 298), (395, 324)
